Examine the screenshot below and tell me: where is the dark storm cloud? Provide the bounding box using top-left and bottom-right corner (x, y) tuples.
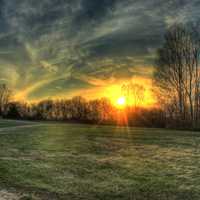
(0, 0), (199, 100)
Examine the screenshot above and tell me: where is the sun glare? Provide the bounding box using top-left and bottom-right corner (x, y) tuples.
(117, 96), (126, 106)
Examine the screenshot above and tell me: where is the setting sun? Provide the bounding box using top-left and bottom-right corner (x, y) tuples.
(117, 97), (126, 106)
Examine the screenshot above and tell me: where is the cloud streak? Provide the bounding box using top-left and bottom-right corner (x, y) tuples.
(0, 0), (199, 100)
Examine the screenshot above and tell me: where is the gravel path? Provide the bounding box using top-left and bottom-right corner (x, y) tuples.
(0, 190), (19, 200)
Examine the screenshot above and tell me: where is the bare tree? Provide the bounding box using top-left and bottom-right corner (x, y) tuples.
(154, 24), (200, 127)
(0, 84), (11, 116)
(122, 83), (145, 108)
(71, 96), (87, 121)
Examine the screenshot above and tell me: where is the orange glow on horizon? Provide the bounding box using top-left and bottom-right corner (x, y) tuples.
(103, 78), (156, 108)
(12, 76), (157, 108)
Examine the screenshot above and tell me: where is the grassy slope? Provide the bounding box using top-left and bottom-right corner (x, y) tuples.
(0, 121), (199, 199)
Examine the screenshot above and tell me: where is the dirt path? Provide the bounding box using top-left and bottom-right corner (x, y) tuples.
(0, 124), (44, 134)
(0, 190), (20, 200)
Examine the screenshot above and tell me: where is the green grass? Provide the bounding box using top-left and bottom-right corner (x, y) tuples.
(0, 121), (199, 199)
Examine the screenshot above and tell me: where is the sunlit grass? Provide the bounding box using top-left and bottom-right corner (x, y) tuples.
(0, 121), (199, 199)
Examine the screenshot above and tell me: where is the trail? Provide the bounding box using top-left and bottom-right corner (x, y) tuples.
(0, 123), (44, 134)
(0, 190), (19, 200)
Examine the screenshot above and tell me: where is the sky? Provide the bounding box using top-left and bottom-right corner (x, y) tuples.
(0, 0), (199, 103)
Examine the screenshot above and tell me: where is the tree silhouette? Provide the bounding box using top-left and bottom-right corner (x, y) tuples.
(0, 84), (11, 116)
(121, 83), (145, 108)
(154, 24), (200, 127)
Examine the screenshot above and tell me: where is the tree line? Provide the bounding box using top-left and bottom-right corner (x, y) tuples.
(0, 94), (165, 128)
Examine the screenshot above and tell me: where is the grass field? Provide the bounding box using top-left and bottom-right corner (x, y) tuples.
(0, 120), (199, 199)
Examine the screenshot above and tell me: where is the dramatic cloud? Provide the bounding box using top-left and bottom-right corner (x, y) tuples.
(0, 0), (199, 101)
